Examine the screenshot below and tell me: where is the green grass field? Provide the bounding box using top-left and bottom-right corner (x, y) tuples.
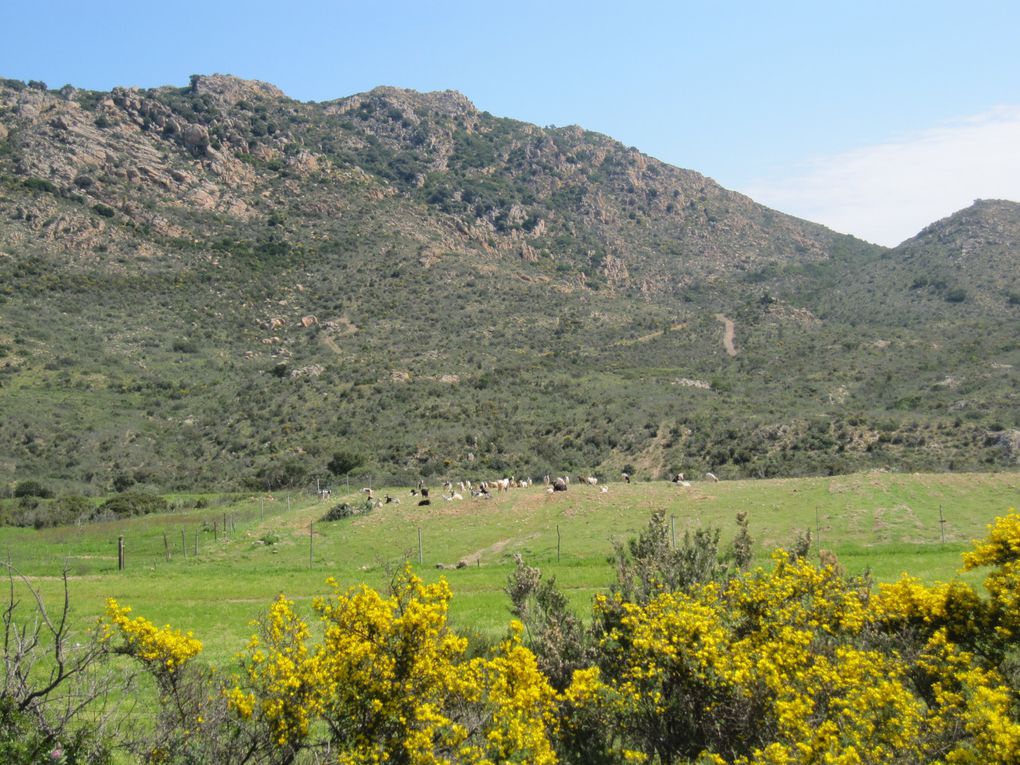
(3, 470), (1018, 663)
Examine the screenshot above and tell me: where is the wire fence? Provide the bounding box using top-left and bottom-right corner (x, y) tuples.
(1, 491), (330, 577)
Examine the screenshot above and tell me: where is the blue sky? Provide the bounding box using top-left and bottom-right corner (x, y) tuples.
(4, 1), (1020, 245)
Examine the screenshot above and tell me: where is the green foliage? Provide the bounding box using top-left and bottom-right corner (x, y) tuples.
(320, 502), (359, 522)
(327, 449), (364, 477)
(611, 510), (732, 605)
(506, 554), (593, 690)
(21, 177), (58, 194)
(95, 492), (169, 519)
(13, 481), (52, 499)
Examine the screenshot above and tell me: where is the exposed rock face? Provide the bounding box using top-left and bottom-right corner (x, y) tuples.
(182, 124), (210, 155)
(998, 430), (1020, 464)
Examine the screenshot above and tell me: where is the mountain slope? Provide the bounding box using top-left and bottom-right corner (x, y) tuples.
(0, 75), (1017, 493)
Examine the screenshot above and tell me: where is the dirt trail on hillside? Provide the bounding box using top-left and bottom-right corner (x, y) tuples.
(715, 314), (737, 356)
(321, 334), (343, 355)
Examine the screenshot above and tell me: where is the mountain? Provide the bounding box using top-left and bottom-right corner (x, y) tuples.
(0, 74), (1017, 493)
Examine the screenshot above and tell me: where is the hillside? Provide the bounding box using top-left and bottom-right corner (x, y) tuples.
(0, 74), (1017, 493)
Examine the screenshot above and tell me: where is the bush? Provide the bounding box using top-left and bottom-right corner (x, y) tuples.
(22, 177), (57, 194)
(13, 480), (52, 499)
(94, 492), (169, 520)
(320, 502), (357, 522)
(327, 449), (364, 476)
(93, 203), (116, 218)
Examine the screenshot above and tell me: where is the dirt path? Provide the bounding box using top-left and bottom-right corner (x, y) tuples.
(715, 314), (737, 356)
(611, 322), (688, 348)
(321, 334), (343, 355)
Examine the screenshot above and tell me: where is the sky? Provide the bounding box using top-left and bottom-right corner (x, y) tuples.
(3, 0), (1020, 246)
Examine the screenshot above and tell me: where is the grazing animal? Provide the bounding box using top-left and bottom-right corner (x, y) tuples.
(418, 498), (431, 507)
(622, 472), (631, 484)
(552, 477), (568, 492)
(671, 473), (686, 484)
(705, 472), (719, 483)
(318, 488), (331, 501)
(361, 487), (373, 495)
(384, 494), (400, 505)
(584, 475), (598, 486)
(546, 486), (555, 494)
(421, 487), (430, 498)
(600, 486), (609, 493)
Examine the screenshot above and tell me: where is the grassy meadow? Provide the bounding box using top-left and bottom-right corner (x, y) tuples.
(2, 470), (1018, 663)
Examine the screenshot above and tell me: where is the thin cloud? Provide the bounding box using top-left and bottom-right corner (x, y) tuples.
(742, 106), (1020, 247)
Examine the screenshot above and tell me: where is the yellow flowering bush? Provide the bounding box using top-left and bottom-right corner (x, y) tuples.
(962, 509), (1020, 638)
(228, 566), (559, 764)
(104, 599), (202, 680)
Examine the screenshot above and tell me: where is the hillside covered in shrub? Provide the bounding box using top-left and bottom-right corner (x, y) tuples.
(0, 75), (1018, 492)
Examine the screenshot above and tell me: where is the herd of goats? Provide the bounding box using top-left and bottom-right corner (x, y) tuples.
(319, 471), (720, 509)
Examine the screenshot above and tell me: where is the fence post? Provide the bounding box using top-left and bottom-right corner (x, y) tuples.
(117, 536), (124, 571)
(556, 525), (561, 563)
(194, 528), (199, 557)
(213, 521), (218, 542)
(309, 522), (314, 568)
(260, 497), (264, 522)
(939, 505), (946, 546)
(670, 515), (676, 549)
(418, 527), (423, 565)
(815, 508), (820, 557)
(163, 532), (170, 562)
(181, 529), (187, 559)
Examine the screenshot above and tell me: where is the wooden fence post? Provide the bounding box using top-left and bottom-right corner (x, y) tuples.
(418, 527), (423, 565)
(163, 532), (170, 562)
(309, 522), (314, 568)
(815, 508), (820, 556)
(117, 536), (124, 571)
(556, 525), (561, 563)
(181, 528), (187, 559)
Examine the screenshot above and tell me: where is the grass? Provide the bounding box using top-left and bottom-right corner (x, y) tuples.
(2, 470), (1018, 664)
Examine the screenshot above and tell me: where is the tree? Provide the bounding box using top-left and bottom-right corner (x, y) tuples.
(327, 449), (363, 477)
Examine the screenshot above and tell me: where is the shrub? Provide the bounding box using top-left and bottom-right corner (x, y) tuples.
(94, 492), (169, 519)
(22, 177), (57, 194)
(327, 449), (363, 476)
(320, 502), (357, 522)
(13, 480), (52, 499)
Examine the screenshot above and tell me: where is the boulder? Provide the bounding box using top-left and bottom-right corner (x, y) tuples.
(182, 124), (210, 156)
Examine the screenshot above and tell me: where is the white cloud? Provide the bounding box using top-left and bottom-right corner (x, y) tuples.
(741, 106), (1020, 247)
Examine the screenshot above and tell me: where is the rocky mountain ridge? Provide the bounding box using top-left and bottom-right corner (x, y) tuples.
(0, 74), (1017, 492)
